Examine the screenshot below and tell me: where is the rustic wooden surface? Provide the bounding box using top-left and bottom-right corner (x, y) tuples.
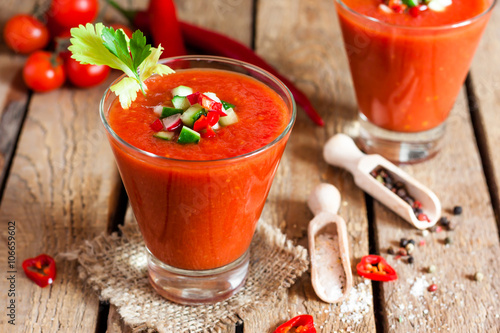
(470, 2), (500, 226)
(1, 0), (499, 332)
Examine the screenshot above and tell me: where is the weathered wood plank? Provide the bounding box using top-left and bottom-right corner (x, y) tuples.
(0, 0), (32, 196)
(245, 0), (376, 332)
(469, 2), (500, 226)
(373, 93), (500, 329)
(0, 71), (121, 331)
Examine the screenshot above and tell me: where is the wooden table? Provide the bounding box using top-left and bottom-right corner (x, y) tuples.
(1, 0), (499, 332)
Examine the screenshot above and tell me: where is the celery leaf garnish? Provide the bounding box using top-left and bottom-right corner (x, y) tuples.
(69, 23), (174, 109)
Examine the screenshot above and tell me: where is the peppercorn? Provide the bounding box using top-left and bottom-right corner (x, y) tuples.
(428, 265), (436, 273)
(453, 206), (462, 215)
(445, 237), (452, 245)
(388, 247), (395, 255)
(422, 230), (430, 237)
(474, 272), (484, 282)
(398, 248), (407, 256)
(408, 239), (415, 246)
(439, 216), (450, 226)
(400, 238), (409, 247)
(408, 256), (414, 264)
(428, 284), (438, 292)
(405, 243), (415, 254)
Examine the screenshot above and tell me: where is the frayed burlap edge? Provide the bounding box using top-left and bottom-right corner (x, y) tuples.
(60, 220), (309, 333)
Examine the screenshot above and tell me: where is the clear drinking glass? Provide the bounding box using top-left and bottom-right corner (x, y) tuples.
(100, 56), (296, 304)
(335, 0), (496, 163)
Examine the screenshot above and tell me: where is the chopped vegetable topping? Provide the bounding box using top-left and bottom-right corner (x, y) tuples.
(150, 85), (239, 144)
(379, 0), (451, 15)
(68, 23), (174, 109)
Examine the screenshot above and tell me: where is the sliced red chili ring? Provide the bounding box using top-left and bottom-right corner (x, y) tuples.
(356, 255), (397, 282)
(273, 314), (316, 333)
(22, 254), (57, 288)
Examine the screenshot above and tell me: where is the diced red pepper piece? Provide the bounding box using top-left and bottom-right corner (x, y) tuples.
(273, 314), (316, 333)
(409, 6), (420, 17)
(193, 115), (208, 132)
(211, 101), (223, 113)
(417, 213), (430, 222)
(150, 118), (164, 132)
(187, 92), (201, 105)
(201, 125), (216, 138)
(356, 255), (397, 282)
(207, 111), (220, 126)
(22, 254), (57, 288)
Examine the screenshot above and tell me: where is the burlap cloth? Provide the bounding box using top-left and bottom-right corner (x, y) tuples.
(65, 220), (309, 333)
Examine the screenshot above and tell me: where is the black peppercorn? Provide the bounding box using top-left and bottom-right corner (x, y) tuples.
(453, 206), (462, 215)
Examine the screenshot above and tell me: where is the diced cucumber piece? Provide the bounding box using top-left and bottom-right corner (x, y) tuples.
(219, 108), (238, 127)
(181, 104), (204, 127)
(221, 100), (235, 110)
(178, 126), (200, 144)
(172, 96), (190, 110)
(161, 107), (184, 118)
(171, 85), (193, 97)
(153, 131), (175, 141)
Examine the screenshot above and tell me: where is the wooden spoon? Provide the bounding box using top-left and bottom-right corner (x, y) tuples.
(307, 183), (353, 304)
(323, 133), (441, 230)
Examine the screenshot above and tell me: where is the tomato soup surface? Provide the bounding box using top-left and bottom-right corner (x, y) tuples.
(342, 0), (490, 27)
(336, 0), (493, 132)
(108, 69), (289, 160)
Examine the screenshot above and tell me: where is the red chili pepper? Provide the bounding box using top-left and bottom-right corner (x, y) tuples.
(106, 0), (150, 35)
(273, 315), (316, 333)
(356, 255), (397, 282)
(150, 119), (164, 132)
(107, 2), (324, 126)
(149, 0), (186, 58)
(22, 254), (57, 288)
(179, 21), (324, 127)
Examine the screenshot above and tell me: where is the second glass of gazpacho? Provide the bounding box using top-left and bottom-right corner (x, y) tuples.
(335, 0), (496, 163)
(100, 56), (296, 304)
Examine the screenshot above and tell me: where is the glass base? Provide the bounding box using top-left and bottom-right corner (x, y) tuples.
(147, 249), (249, 305)
(357, 114), (445, 164)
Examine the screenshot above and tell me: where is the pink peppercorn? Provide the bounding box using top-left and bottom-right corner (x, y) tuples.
(428, 284), (438, 292)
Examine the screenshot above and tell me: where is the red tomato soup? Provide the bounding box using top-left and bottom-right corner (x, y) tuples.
(105, 69), (291, 270)
(336, 0), (493, 132)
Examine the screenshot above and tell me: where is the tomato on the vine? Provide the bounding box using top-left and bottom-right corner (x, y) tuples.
(47, 0), (98, 30)
(3, 14), (49, 54)
(23, 51), (65, 92)
(65, 57), (110, 88)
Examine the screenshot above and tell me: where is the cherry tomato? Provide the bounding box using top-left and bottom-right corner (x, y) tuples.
(109, 23), (133, 39)
(23, 51), (65, 92)
(47, 0), (98, 29)
(3, 14), (49, 54)
(65, 57), (110, 88)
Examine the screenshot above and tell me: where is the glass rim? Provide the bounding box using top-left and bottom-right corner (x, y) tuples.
(99, 55), (297, 164)
(335, 0), (497, 31)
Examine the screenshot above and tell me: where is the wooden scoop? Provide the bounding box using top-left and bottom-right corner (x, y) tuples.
(307, 183), (353, 304)
(323, 133), (441, 230)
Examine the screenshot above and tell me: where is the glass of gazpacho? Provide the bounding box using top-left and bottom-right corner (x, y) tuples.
(100, 56), (296, 304)
(335, 0), (496, 163)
